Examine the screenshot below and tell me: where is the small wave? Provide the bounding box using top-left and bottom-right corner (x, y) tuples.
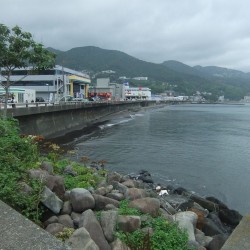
(99, 123), (115, 130)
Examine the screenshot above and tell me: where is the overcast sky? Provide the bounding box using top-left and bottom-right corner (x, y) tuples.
(1, 0), (250, 72)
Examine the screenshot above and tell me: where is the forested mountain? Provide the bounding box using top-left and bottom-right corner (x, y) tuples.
(50, 46), (250, 100)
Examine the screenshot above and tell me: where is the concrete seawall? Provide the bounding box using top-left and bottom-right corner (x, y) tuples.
(6, 101), (158, 138)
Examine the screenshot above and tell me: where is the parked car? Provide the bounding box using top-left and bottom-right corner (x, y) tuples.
(36, 97), (45, 102)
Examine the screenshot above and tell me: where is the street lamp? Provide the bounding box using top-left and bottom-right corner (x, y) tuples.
(46, 83), (49, 102)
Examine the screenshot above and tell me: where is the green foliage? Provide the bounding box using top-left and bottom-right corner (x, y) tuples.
(55, 228), (75, 242)
(118, 199), (142, 216)
(116, 202), (192, 250)
(0, 118), (45, 224)
(54, 159), (103, 190)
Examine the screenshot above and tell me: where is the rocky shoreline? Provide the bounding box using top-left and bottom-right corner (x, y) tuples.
(29, 161), (243, 250)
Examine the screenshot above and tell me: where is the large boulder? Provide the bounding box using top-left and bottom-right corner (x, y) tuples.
(106, 192), (124, 201)
(28, 169), (49, 180)
(45, 223), (64, 235)
(163, 194), (193, 211)
(71, 212), (82, 228)
(207, 234), (229, 250)
(40, 161), (54, 175)
(121, 179), (136, 188)
(41, 186), (63, 214)
(92, 194), (119, 210)
(100, 210), (119, 242)
(79, 209), (111, 250)
(70, 188), (95, 213)
(66, 227), (99, 250)
(137, 170), (154, 183)
(111, 181), (128, 195)
(58, 214), (74, 228)
(125, 188), (148, 200)
(173, 211), (198, 242)
(219, 208), (242, 226)
(107, 172), (122, 183)
(61, 201), (72, 215)
(129, 197), (160, 217)
(117, 215), (141, 233)
(43, 216), (59, 227)
(110, 239), (130, 250)
(46, 175), (65, 199)
(202, 218), (225, 236)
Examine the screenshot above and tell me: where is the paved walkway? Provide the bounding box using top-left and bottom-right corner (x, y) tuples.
(221, 215), (250, 250)
(0, 200), (70, 250)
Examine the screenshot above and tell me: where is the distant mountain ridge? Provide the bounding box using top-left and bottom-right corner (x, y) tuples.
(49, 46), (250, 100)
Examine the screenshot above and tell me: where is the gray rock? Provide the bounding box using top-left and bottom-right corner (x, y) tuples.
(125, 188), (148, 200)
(106, 192), (124, 201)
(62, 201), (72, 215)
(44, 215), (59, 227)
(46, 175), (65, 199)
(66, 227), (99, 250)
(121, 179), (136, 188)
(63, 165), (77, 176)
(70, 188), (95, 213)
(203, 218), (225, 236)
(195, 229), (207, 247)
(129, 197), (160, 217)
(159, 198), (177, 215)
(58, 214), (74, 228)
(79, 209), (111, 250)
(159, 208), (174, 222)
(95, 187), (107, 196)
(110, 239), (130, 250)
(71, 212), (82, 228)
(173, 211), (198, 242)
(100, 210), (118, 242)
(111, 181), (128, 195)
(117, 215), (141, 233)
(207, 234), (228, 250)
(28, 169), (49, 180)
(64, 190), (71, 201)
(105, 204), (119, 211)
(107, 172), (122, 183)
(41, 186), (63, 214)
(92, 194), (119, 210)
(188, 194), (219, 212)
(45, 223), (65, 235)
(40, 161), (54, 175)
(163, 194), (193, 211)
(207, 212), (228, 233)
(18, 181), (33, 195)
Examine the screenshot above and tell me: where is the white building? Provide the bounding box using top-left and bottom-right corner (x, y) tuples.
(124, 86), (151, 100)
(0, 87), (36, 103)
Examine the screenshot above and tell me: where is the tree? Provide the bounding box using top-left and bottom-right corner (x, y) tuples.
(0, 24), (55, 117)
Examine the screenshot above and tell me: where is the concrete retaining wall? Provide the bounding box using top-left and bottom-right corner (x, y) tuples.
(15, 101), (155, 138)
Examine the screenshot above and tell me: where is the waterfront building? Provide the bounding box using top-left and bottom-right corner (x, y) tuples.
(124, 86), (151, 100)
(90, 78), (126, 100)
(0, 87), (36, 103)
(244, 96), (250, 102)
(0, 65), (91, 102)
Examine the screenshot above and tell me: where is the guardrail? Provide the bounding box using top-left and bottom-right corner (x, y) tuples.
(0, 99), (157, 109)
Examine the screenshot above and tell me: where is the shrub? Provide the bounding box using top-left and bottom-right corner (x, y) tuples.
(116, 199), (192, 250)
(0, 118), (44, 223)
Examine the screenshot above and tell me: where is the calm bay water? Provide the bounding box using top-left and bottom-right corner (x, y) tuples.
(61, 104), (250, 215)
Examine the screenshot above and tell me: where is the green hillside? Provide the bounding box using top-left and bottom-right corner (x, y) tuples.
(51, 46), (250, 100)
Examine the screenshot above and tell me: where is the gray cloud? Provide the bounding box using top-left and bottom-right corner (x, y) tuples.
(1, 0), (250, 72)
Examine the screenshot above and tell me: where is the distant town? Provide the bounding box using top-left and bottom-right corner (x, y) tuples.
(1, 65), (249, 104)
